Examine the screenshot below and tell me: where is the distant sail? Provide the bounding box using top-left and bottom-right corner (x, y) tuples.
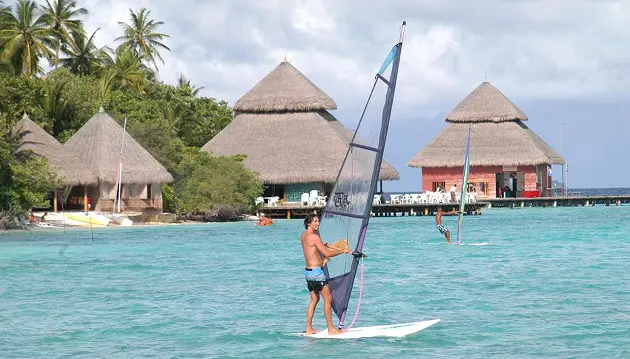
(455, 125), (471, 245)
(319, 22), (405, 329)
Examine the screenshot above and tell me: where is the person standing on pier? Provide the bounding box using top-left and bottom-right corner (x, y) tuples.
(449, 184), (457, 202)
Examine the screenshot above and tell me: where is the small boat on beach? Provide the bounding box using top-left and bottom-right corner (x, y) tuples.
(65, 212), (111, 226)
(107, 214), (133, 226)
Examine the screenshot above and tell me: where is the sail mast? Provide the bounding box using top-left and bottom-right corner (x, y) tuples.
(455, 125), (471, 244)
(114, 118), (127, 214)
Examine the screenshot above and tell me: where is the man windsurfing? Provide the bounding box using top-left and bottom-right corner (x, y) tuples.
(300, 213), (353, 335)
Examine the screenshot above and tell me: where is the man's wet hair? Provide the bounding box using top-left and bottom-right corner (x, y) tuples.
(304, 213), (319, 229)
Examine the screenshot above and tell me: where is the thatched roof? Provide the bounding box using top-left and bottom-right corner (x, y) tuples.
(64, 108), (173, 184)
(201, 111), (399, 184)
(409, 81), (563, 168)
(445, 82), (528, 123)
(14, 114), (97, 186)
(233, 61), (337, 113)
(408, 122), (565, 168)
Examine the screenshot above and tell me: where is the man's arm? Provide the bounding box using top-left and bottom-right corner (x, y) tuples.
(312, 235), (352, 258)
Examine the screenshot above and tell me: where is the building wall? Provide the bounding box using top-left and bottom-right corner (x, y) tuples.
(100, 182), (116, 200)
(96, 198), (164, 213)
(94, 181), (164, 212)
(421, 165), (543, 199)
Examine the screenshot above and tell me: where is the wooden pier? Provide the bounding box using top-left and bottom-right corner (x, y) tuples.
(258, 202), (485, 219)
(485, 195), (630, 208)
(257, 195), (630, 219)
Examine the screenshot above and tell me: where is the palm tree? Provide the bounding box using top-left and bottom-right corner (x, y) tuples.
(40, 0), (87, 68)
(177, 74), (204, 97)
(0, 0), (54, 76)
(115, 8), (170, 70)
(100, 47), (150, 98)
(0, 2), (10, 73)
(60, 29), (105, 75)
(41, 79), (72, 137)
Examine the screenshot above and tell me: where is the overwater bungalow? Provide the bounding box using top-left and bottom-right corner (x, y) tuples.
(63, 108), (173, 213)
(14, 114), (97, 211)
(408, 82), (564, 199)
(201, 60), (399, 205)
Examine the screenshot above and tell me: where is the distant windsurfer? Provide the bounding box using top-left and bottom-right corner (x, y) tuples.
(436, 207), (456, 243)
(300, 213), (353, 335)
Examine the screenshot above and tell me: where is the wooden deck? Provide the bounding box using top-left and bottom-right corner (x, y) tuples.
(485, 195), (630, 208)
(257, 195), (630, 219)
(257, 202), (486, 219)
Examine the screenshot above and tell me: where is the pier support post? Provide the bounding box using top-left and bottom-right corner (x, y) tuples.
(424, 208), (428, 216)
(553, 201), (557, 207)
(585, 200), (589, 207)
(410, 208), (415, 216)
(616, 200), (621, 206)
(520, 201), (524, 208)
(287, 210), (291, 219)
(83, 186), (88, 212)
(53, 190), (58, 212)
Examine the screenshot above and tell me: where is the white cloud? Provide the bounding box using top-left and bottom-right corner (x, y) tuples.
(292, 1), (336, 35)
(63, 0), (630, 110)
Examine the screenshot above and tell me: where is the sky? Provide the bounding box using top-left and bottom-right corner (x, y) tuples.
(74, 0), (630, 191)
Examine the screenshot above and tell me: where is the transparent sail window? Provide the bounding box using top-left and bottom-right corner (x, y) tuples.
(351, 78), (390, 150)
(323, 147), (377, 217)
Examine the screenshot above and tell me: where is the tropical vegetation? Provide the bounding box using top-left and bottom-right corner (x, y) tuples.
(0, 0), (262, 227)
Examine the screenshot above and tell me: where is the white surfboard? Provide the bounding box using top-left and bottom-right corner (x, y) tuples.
(297, 319), (439, 339)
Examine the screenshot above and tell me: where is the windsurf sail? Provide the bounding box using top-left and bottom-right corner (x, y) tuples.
(455, 125), (471, 244)
(319, 21), (406, 329)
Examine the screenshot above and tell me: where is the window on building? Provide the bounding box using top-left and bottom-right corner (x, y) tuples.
(432, 181), (445, 192)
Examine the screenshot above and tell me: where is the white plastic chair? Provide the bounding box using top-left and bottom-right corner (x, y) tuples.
(268, 196), (279, 206)
(255, 197), (264, 206)
(309, 190), (319, 206)
(300, 193), (310, 206)
(318, 195), (327, 206)
(373, 194), (382, 205)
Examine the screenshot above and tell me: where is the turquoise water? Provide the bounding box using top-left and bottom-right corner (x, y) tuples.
(1, 206), (629, 358)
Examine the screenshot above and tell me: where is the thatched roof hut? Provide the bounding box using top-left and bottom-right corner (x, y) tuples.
(408, 82), (564, 168)
(64, 108), (173, 184)
(14, 114), (96, 186)
(202, 60), (399, 184)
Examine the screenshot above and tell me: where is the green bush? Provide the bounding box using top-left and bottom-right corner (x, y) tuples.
(174, 151), (263, 219)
